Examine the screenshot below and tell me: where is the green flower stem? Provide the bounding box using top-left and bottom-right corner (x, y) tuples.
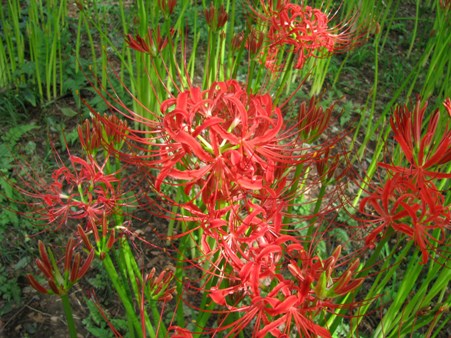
(373, 247), (425, 336)
(357, 36), (379, 161)
(120, 239), (159, 337)
(102, 253), (141, 337)
(305, 181), (328, 242)
(406, 0), (420, 58)
(309, 56), (332, 96)
(175, 234), (189, 328)
(284, 163), (310, 225)
(274, 49), (295, 104)
(148, 300), (167, 337)
(60, 293), (78, 338)
(80, 10), (98, 82)
(349, 237), (413, 335)
(352, 124), (391, 207)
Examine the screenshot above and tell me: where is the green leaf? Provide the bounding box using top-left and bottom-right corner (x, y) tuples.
(23, 89), (37, 107)
(14, 257), (31, 270)
(60, 107), (78, 117)
(2, 124), (39, 145)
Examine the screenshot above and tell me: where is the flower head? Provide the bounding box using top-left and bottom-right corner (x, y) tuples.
(24, 155), (120, 228)
(255, 1), (363, 70)
(155, 80), (301, 204)
(27, 239), (94, 295)
(209, 236), (363, 337)
(380, 98), (451, 185)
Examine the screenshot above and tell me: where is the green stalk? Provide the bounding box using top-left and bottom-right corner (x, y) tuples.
(406, 0), (420, 58)
(373, 249), (425, 336)
(274, 49), (295, 104)
(102, 254), (141, 336)
(81, 10), (98, 80)
(305, 182), (328, 242)
(60, 293), (78, 338)
(309, 56), (332, 96)
(166, 186), (183, 245)
(349, 239), (414, 335)
(357, 36), (379, 161)
(283, 164), (311, 226)
(174, 235), (188, 327)
(352, 124), (391, 207)
(9, 0), (25, 84)
(121, 239), (158, 338)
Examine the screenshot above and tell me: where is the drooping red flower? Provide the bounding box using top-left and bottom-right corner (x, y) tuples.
(380, 98), (451, 188)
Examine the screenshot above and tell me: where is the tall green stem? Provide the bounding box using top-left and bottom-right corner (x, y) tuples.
(102, 254), (141, 336)
(60, 293), (78, 338)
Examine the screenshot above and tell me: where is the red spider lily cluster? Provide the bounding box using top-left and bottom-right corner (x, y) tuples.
(25, 155), (120, 228)
(155, 80), (302, 201)
(111, 78), (357, 335)
(18, 0), (450, 336)
(248, 1), (360, 71)
(208, 233), (362, 337)
(361, 98), (451, 263)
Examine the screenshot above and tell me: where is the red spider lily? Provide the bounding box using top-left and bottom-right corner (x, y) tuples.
(360, 174), (450, 263)
(78, 114), (130, 155)
(253, 1), (361, 70)
(155, 80), (303, 203)
(231, 32), (245, 51)
(137, 268), (176, 337)
(158, 0), (176, 16)
(360, 175), (416, 247)
(298, 97), (333, 142)
(204, 4), (228, 31)
(126, 27), (174, 55)
(77, 216), (117, 260)
(265, 3), (349, 69)
(245, 29), (265, 55)
(379, 98), (451, 188)
(139, 267), (176, 302)
(23, 155), (120, 228)
(78, 119), (101, 154)
(26, 239), (94, 295)
(210, 237), (363, 337)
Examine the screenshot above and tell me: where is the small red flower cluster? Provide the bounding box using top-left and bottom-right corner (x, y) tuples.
(268, 4), (336, 69)
(209, 226), (362, 337)
(251, 1), (359, 71)
(37, 155), (119, 228)
(361, 98), (451, 263)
